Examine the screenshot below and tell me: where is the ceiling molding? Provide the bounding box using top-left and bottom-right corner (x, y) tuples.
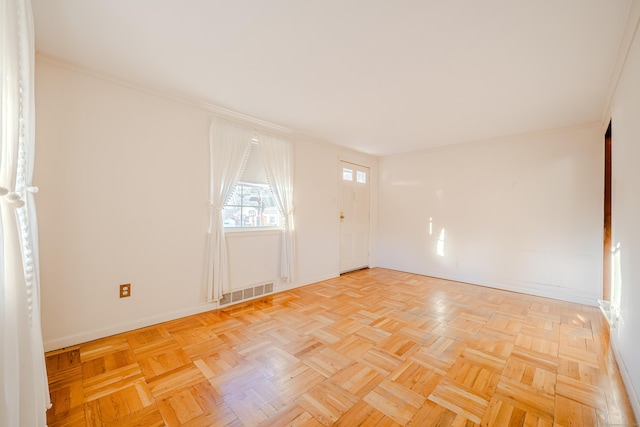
(35, 52), (603, 162)
(35, 52), (379, 160)
(600, 0), (640, 127)
(380, 121), (603, 160)
(35, 52), (296, 137)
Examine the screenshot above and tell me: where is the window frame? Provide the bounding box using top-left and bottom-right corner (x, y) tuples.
(222, 181), (284, 232)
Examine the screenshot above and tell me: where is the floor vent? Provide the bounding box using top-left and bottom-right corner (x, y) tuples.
(219, 282), (274, 306)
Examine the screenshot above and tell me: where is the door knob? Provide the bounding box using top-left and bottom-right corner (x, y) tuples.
(340, 212), (345, 220)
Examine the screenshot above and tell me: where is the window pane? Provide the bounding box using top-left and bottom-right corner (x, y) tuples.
(356, 171), (367, 183)
(242, 186), (261, 206)
(222, 206), (240, 227)
(223, 182), (282, 228)
(343, 168), (353, 181)
(226, 188), (243, 206)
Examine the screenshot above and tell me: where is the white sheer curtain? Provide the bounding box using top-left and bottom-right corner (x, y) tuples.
(1, 0), (51, 425)
(206, 119), (253, 301)
(260, 134), (296, 282)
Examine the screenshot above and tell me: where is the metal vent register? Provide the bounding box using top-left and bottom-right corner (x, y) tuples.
(219, 282), (274, 306)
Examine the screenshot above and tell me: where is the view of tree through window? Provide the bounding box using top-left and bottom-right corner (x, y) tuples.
(223, 182), (282, 228)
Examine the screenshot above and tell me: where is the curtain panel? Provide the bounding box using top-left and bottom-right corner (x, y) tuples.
(260, 134), (296, 282)
(1, 0), (51, 425)
(206, 119), (253, 301)
(206, 120), (297, 301)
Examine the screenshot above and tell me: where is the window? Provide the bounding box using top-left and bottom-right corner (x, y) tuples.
(342, 168), (353, 181)
(342, 166), (367, 184)
(223, 182), (281, 227)
(223, 144), (283, 229)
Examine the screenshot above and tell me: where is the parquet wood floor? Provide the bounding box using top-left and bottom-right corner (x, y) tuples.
(45, 268), (637, 426)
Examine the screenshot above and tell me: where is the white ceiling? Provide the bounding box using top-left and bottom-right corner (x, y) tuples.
(32, 0), (632, 156)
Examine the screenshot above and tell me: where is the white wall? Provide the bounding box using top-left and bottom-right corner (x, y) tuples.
(610, 8), (640, 416)
(377, 125), (604, 305)
(35, 58), (377, 351)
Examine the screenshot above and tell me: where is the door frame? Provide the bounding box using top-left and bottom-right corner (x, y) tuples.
(603, 122), (612, 301)
(338, 158), (375, 274)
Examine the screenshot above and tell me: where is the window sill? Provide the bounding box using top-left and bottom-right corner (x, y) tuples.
(223, 227), (283, 237)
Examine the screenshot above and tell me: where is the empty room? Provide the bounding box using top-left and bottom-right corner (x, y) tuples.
(3, 0), (640, 426)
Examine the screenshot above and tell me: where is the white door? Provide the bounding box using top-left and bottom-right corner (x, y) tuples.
(339, 161), (370, 273)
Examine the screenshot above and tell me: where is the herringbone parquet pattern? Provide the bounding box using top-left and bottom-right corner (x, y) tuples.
(45, 268), (637, 426)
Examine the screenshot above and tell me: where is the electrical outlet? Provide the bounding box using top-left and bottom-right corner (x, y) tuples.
(119, 283), (131, 298)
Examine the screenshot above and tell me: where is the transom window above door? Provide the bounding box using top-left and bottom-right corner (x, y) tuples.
(342, 167), (367, 183)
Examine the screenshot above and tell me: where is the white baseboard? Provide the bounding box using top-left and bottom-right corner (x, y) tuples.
(44, 273), (341, 352)
(43, 302), (218, 352)
(276, 273), (339, 293)
(44, 268), (599, 353)
(377, 266), (600, 306)
(479, 278), (599, 306)
(610, 334), (640, 422)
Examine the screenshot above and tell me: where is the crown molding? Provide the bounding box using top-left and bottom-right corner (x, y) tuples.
(35, 52), (295, 136)
(35, 52), (380, 160)
(600, 0), (640, 126)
